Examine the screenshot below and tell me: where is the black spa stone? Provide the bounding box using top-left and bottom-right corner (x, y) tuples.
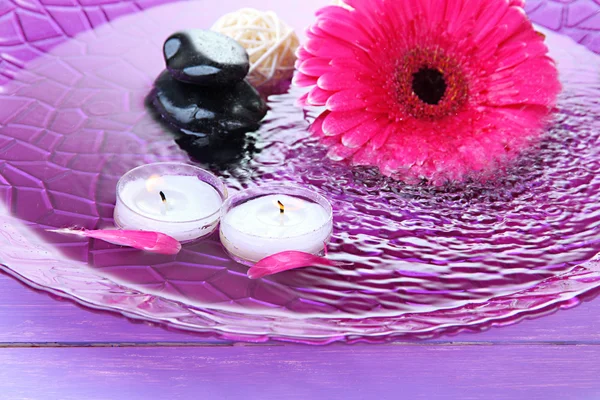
(151, 70), (267, 139)
(164, 29), (250, 86)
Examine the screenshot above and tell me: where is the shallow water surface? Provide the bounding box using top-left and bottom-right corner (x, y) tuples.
(1, 2), (599, 327)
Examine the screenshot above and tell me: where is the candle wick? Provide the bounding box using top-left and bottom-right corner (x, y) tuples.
(277, 200), (285, 214)
(159, 191), (168, 215)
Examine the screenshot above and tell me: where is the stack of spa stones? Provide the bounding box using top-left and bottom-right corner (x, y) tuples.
(151, 29), (268, 156)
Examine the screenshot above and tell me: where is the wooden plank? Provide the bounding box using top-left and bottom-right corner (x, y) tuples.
(0, 345), (599, 399)
(2, 273), (600, 344)
(1, 0), (599, 347)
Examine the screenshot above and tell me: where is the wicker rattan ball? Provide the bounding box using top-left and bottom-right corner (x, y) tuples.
(212, 8), (300, 86)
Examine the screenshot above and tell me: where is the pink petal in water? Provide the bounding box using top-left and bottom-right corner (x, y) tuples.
(47, 228), (182, 255)
(247, 251), (348, 279)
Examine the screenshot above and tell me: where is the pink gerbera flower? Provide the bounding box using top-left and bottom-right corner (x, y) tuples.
(294, 0), (561, 184)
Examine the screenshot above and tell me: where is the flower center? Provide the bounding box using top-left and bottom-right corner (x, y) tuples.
(411, 68), (446, 105)
(396, 49), (469, 121)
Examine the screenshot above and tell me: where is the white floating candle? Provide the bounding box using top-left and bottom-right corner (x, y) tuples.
(220, 186), (333, 265)
(114, 163), (227, 242)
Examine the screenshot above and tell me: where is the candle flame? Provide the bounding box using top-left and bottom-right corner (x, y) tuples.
(277, 200), (285, 214)
(271, 198), (305, 212)
(146, 175), (164, 193)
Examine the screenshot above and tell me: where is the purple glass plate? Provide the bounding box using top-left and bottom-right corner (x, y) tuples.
(1, 0), (600, 344)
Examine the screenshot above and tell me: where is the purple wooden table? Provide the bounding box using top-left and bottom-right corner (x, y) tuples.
(2, 272), (600, 399)
(2, 0), (600, 398)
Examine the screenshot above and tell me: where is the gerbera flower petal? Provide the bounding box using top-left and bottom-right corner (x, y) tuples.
(292, 72), (317, 87)
(296, 0), (560, 184)
(476, 8), (534, 55)
(296, 92), (309, 107)
(342, 117), (386, 149)
(307, 86), (335, 106)
(494, 41), (548, 71)
(308, 40), (363, 62)
(326, 89), (369, 112)
(343, 0), (392, 38)
(296, 47), (313, 61)
(317, 71), (359, 91)
(487, 104), (549, 131)
(316, 16), (373, 48)
(322, 110), (372, 137)
(351, 145), (380, 167)
(297, 57), (331, 76)
(443, 0), (474, 35)
(304, 32), (357, 59)
(370, 123), (395, 150)
(309, 110), (330, 137)
(327, 143), (359, 161)
(329, 57), (374, 75)
(471, 1), (513, 44)
(486, 58), (559, 106)
(316, 5), (379, 38)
